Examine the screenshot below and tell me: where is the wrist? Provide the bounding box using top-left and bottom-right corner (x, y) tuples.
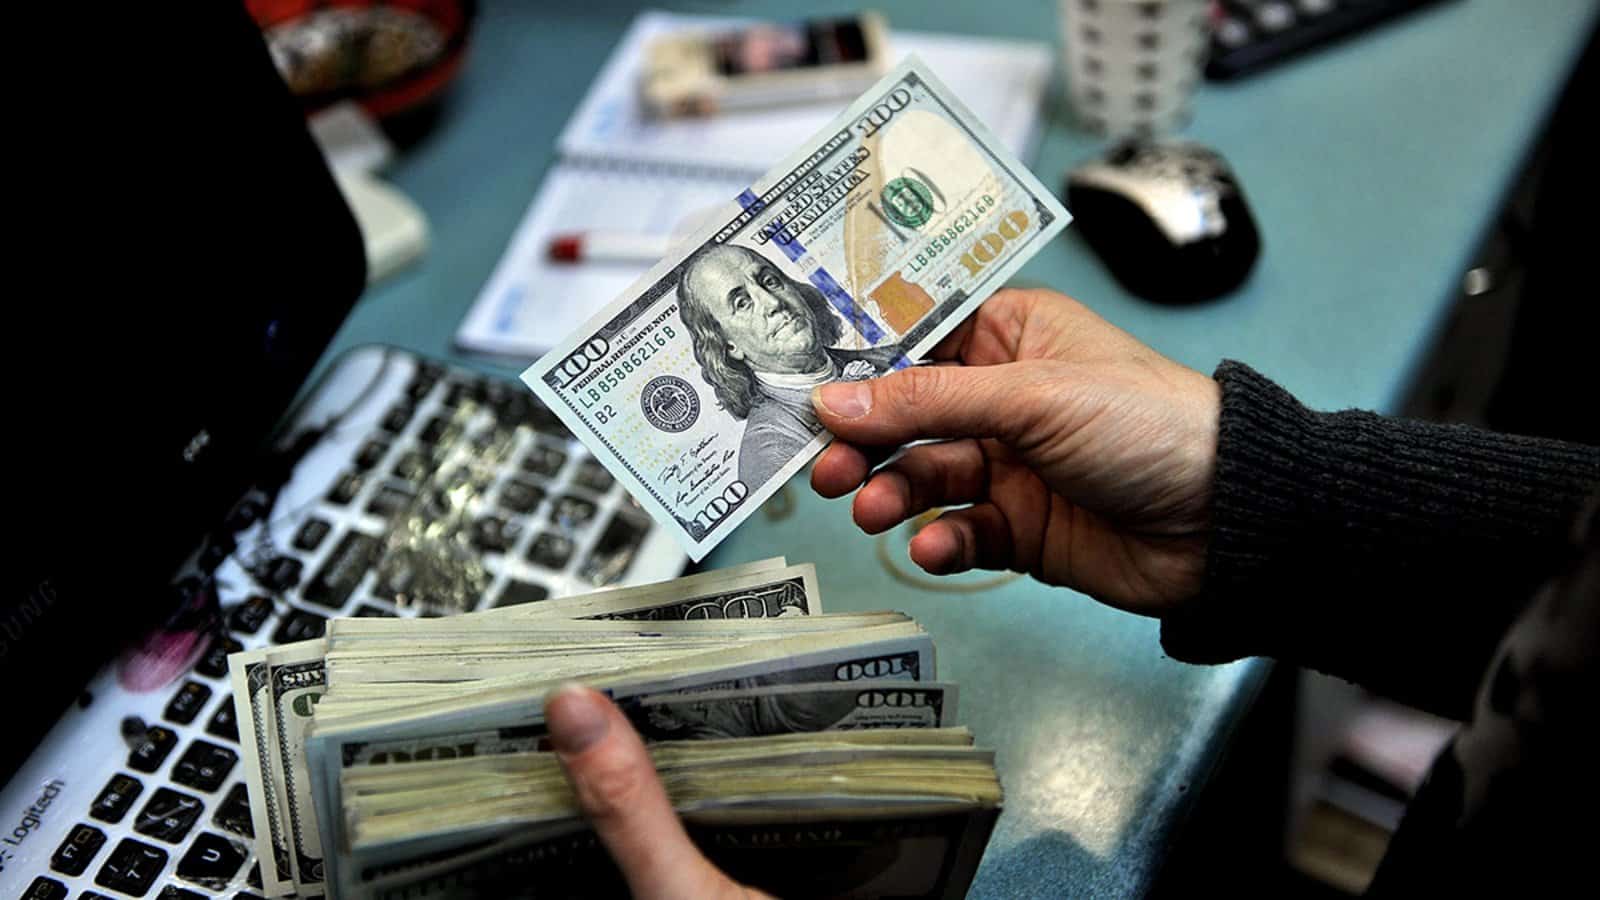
(1152, 368), (1219, 614)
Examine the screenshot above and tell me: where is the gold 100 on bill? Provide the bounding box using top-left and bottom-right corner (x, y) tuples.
(524, 55), (1071, 560)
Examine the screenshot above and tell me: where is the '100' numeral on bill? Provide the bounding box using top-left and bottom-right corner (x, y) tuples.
(524, 55), (1070, 560)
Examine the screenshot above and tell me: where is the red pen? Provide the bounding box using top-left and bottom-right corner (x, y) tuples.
(547, 230), (674, 264)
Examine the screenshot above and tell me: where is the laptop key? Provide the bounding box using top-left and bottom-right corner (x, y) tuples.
(294, 517), (333, 553)
(90, 773), (144, 823)
(380, 403), (414, 433)
(469, 426), (507, 456)
(271, 609), (326, 644)
(303, 531), (379, 609)
(443, 381), (482, 408)
(258, 556), (303, 591)
(21, 876), (66, 900)
(494, 386), (535, 424)
(326, 471), (363, 506)
(157, 888), (207, 900)
(175, 832), (247, 889)
(371, 557), (425, 605)
(226, 596), (274, 634)
(498, 479), (545, 515)
(418, 415), (461, 447)
(550, 494), (598, 531)
(134, 788), (203, 843)
(95, 837), (168, 895)
(206, 696), (239, 741)
(391, 451), (429, 483)
(367, 483), (416, 519)
(50, 823), (107, 876)
(472, 516), (521, 554)
(521, 444), (566, 477)
(580, 513), (649, 586)
(406, 371), (437, 402)
(80, 892), (117, 900)
(354, 439), (389, 470)
(163, 681), (211, 726)
(172, 739), (237, 793)
(127, 725), (178, 773)
(495, 580), (550, 608)
(524, 400), (567, 436)
(574, 459), (615, 493)
(213, 783), (253, 838)
(353, 604), (396, 617)
(247, 861), (262, 888)
(195, 637), (241, 679)
(527, 532), (575, 570)
(481, 379), (512, 410)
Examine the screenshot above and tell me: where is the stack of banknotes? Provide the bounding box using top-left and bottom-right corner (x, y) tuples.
(228, 559), (999, 899)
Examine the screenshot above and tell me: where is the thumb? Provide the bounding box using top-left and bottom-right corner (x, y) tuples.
(813, 361), (1051, 447)
(544, 683), (753, 900)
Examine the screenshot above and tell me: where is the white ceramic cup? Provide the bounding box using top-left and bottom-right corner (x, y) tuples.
(1060, 0), (1212, 138)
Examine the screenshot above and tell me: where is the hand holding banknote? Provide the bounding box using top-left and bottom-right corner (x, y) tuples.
(523, 292), (1220, 900)
(524, 56), (1071, 561)
(811, 288), (1221, 616)
(545, 684), (773, 900)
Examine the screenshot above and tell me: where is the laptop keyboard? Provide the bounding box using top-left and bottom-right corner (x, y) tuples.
(4, 347), (688, 898)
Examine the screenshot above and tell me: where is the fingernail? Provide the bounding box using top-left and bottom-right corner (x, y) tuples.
(815, 382), (871, 419)
(545, 682), (609, 754)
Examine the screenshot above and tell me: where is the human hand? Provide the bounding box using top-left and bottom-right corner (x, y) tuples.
(811, 288), (1220, 616)
(544, 683), (773, 900)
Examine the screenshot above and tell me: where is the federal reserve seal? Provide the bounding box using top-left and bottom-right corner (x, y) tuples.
(640, 375), (700, 432)
(881, 176), (935, 228)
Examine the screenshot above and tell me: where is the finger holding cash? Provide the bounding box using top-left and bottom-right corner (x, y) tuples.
(545, 684), (775, 900)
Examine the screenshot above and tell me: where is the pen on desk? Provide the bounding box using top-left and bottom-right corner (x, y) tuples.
(547, 230), (674, 264)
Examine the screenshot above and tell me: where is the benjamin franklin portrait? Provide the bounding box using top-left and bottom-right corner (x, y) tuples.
(624, 681), (839, 741)
(677, 244), (901, 487)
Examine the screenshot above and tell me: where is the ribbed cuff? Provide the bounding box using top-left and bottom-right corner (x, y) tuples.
(1161, 361), (1600, 709)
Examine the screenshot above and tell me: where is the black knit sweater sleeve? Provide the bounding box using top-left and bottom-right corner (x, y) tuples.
(1160, 361), (1600, 719)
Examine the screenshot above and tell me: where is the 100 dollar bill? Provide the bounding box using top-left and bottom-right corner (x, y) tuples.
(310, 625), (936, 897)
(523, 55), (1070, 559)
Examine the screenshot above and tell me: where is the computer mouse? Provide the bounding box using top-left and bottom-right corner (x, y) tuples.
(1065, 141), (1261, 304)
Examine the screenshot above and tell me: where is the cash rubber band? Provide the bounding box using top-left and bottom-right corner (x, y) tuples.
(876, 514), (1022, 594)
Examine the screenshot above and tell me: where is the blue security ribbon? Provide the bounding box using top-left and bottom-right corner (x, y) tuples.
(737, 190), (909, 370)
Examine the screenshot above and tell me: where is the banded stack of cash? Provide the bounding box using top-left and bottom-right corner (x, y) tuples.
(228, 559), (1001, 899)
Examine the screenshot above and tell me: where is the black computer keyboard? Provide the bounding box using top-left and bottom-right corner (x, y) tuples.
(5, 347), (687, 899)
(1207, 0), (1458, 81)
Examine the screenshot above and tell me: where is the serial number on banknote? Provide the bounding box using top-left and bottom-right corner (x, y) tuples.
(524, 56), (1070, 560)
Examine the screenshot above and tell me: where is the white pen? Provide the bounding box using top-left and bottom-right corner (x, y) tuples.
(547, 230), (674, 264)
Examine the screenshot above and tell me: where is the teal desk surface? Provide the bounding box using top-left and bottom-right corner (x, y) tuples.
(307, 1), (1598, 894)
